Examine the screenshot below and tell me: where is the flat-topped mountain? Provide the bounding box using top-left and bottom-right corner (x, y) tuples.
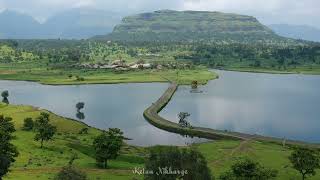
(98, 10), (282, 42)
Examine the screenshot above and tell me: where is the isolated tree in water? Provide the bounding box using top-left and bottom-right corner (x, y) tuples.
(93, 128), (123, 168)
(76, 102), (85, 112)
(34, 112), (57, 148)
(289, 147), (320, 180)
(0, 115), (19, 180)
(178, 112), (191, 128)
(1, 91), (9, 104)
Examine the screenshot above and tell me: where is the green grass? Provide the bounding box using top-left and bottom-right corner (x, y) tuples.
(1, 103), (320, 180)
(0, 103), (145, 180)
(195, 140), (320, 180)
(0, 62), (216, 85)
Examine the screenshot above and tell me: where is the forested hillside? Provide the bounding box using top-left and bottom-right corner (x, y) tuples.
(98, 10), (286, 43)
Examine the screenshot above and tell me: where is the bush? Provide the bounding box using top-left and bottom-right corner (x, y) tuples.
(55, 165), (87, 180)
(22, 118), (34, 131)
(78, 128), (89, 135)
(219, 158), (278, 180)
(144, 146), (212, 180)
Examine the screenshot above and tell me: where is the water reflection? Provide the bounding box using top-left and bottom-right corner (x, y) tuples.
(0, 81), (206, 146)
(161, 70), (320, 143)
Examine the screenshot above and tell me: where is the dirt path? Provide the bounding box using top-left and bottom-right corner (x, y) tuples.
(210, 139), (253, 166)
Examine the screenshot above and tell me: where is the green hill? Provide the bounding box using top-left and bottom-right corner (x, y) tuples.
(98, 10), (283, 42)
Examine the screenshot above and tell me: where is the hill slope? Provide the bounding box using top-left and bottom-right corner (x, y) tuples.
(269, 24), (320, 42)
(99, 10), (282, 42)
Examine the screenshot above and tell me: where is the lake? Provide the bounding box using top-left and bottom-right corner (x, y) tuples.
(161, 70), (320, 143)
(1, 70), (320, 145)
(0, 81), (204, 146)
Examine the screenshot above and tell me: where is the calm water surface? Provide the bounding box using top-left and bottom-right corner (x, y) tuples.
(0, 81), (204, 146)
(1, 70), (320, 145)
(161, 70), (320, 143)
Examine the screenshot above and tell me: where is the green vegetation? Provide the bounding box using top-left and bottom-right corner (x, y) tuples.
(145, 146), (212, 180)
(0, 115), (19, 180)
(93, 128), (124, 168)
(195, 140), (320, 179)
(34, 113), (57, 148)
(0, 103), (145, 180)
(22, 118), (34, 131)
(0, 62), (215, 85)
(1, 90), (9, 104)
(219, 158), (278, 180)
(289, 147), (320, 180)
(55, 165), (87, 180)
(1, 103), (320, 179)
(100, 10), (283, 43)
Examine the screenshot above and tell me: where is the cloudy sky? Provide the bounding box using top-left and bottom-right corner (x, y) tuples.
(0, 0), (319, 27)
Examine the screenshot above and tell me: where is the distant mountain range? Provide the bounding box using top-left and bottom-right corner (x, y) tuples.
(97, 10), (282, 42)
(268, 24), (320, 42)
(0, 9), (319, 42)
(0, 9), (122, 39)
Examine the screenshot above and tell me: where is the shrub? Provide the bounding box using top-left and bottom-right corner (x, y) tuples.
(22, 118), (34, 131)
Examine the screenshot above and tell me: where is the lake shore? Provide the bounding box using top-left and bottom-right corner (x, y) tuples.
(223, 67), (320, 75)
(0, 63), (216, 85)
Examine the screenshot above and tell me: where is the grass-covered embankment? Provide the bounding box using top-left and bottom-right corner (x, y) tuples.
(0, 62), (215, 85)
(0, 103), (145, 180)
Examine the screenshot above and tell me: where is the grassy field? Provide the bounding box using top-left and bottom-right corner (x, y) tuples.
(0, 103), (145, 180)
(0, 62), (216, 85)
(1, 103), (320, 180)
(196, 140), (320, 180)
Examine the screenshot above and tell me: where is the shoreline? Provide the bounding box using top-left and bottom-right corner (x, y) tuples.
(143, 83), (320, 148)
(1, 67), (319, 86)
(221, 67), (320, 75)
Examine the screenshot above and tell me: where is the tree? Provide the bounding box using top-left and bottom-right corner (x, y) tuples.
(76, 102), (85, 112)
(1, 91), (9, 104)
(178, 112), (191, 128)
(93, 128), (123, 168)
(220, 159), (278, 180)
(191, 80), (198, 89)
(76, 112), (85, 121)
(289, 147), (320, 180)
(22, 118), (34, 131)
(0, 115), (19, 180)
(144, 146), (212, 180)
(34, 112), (57, 148)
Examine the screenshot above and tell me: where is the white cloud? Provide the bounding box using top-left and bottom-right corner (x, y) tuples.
(181, 0), (320, 27)
(0, 0), (319, 27)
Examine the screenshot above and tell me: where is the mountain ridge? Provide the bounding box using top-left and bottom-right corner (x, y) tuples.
(97, 10), (283, 42)
(0, 9), (122, 39)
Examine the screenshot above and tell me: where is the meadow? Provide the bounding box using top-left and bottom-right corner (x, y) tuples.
(1, 103), (319, 179)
